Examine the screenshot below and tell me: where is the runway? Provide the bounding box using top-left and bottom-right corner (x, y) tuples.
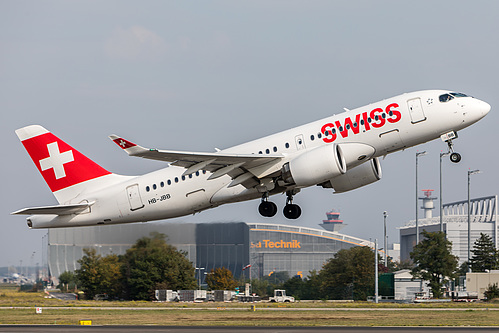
(1, 326), (499, 333)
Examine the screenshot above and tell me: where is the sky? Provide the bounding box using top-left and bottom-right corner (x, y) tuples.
(1, 0), (499, 268)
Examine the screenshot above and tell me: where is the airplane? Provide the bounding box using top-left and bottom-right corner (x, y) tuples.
(12, 90), (490, 229)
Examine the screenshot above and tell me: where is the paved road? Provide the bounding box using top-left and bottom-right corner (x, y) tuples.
(48, 292), (78, 301)
(1, 326), (499, 333)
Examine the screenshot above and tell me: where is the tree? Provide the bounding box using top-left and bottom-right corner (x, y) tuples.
(484, 283), (499, 301)
(205, 267), (238, 290)
(75, 248), (122, 299)
(98, 254), (123, 298)
(470, 233), (499, 272)
(282, 276), (307, 300)
(121, 232), (196, 300)
(410, 230), (458, 298)
(319, 246), (375, 301)
(75, 248), (104, 299)
(58, 271), (76, 292)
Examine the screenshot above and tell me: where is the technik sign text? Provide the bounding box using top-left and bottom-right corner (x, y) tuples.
(251, 240), (301, 249)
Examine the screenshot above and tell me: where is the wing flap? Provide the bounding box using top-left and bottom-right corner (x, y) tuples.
(11, 202), (94, 216)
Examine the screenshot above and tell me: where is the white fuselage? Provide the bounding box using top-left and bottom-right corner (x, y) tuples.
(27, 90), (490, 228)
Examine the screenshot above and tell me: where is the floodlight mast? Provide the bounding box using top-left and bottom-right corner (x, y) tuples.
(440, 151), (450, 232)
(467, 169), (481, 270)
(416, 151), (427, 244)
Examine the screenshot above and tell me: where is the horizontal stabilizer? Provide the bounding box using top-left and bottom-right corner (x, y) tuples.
(11, 202), (95, 216)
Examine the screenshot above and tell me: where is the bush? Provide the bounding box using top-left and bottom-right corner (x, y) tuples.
(484, 283), (499, 301)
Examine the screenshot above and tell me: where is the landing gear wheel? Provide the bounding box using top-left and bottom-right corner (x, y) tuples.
(450, 152), (461, 163)
(259, 201), (278, 217)
(283, 204), (302, 219)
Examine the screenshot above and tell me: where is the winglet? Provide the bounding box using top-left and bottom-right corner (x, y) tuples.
(109, 135), (149, 156)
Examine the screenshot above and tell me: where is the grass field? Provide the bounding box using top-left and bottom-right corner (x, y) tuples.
(1, 286), (499, 326)
(2, 308), (499, 326)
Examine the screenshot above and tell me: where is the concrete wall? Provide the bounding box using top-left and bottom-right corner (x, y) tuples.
(466, 272), (499, 299)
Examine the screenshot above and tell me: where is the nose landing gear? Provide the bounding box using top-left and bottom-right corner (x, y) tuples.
(441, 131), (461, 163)
(450, 151), (461, 163)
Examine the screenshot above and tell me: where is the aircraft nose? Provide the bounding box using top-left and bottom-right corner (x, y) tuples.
(478, 100), (491, 115)
(470, 99), (491, 120)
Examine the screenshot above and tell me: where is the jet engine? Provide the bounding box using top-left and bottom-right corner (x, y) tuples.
(282, 144), (346, 187)
(321, 157), (382, 193)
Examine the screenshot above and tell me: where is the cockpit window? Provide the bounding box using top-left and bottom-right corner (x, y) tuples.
(439, 94), (454, 103)
(439, 92), (469, 103)
(450, 92), (468, 98)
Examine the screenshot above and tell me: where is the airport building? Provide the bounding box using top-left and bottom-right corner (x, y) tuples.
(47, 212), (373, 282)
(400, 194), (498, 265)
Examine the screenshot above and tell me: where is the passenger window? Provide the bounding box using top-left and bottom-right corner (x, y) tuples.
(310, 135), (315, 141)
(266, 149), (270, 154)
(153, 184), (157, 190)
(146, 186), (150, 192)
(273, 146), (277, 152)
(439, 94), (454, 103)
(175, 177), (179, 183)
(160, 182), (164, 187)
(196, 171), (200, 176)
(285, 143), (290, 149)
(167, 180), (172, 185)
(317, 133), (322, 139)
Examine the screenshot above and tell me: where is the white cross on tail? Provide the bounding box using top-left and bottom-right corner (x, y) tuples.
(39, 142), (74, 179)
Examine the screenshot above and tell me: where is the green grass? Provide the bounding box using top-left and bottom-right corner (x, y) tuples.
(1, 308), (499, 326)
(1, 286), (499, 326)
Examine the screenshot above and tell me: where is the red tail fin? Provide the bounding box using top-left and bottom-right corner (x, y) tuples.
(16, 125), (111, 193)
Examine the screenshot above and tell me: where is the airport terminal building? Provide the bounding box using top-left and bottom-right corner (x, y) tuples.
(400, 195), (498, 265)
(47, 219), (373, 282)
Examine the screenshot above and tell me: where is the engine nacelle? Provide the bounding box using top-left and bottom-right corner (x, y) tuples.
(321, 157), (382, 193)
(282, 144), (346, 187)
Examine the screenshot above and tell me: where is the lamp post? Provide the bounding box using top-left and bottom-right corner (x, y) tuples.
(440, 151), (450, 232)
(374, 239), (378, 304)
(468, 170), (481, 269)
(383, 211), (388, 266)
(416, 151), (427, 244)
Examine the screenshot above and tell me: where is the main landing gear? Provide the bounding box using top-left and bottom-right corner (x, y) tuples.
(442, 131), (461, 163)
(258, 194), (278, 218)
(258, 191), (302, 219)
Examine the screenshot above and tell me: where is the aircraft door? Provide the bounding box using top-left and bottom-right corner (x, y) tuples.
(407, 98), (426, 123)
(295, 134), (306, 150)
(126, 184), (144, 211)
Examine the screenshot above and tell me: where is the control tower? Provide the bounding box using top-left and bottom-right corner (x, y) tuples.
(319, 209), (346, 232)
(420, 189), (437, 219)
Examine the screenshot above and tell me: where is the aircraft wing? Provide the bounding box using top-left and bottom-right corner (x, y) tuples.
(11, 202), (94, 216)
(109, 135), (284, 186)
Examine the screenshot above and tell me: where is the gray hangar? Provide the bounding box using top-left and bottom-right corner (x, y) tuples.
(47, 221), (372, 282)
